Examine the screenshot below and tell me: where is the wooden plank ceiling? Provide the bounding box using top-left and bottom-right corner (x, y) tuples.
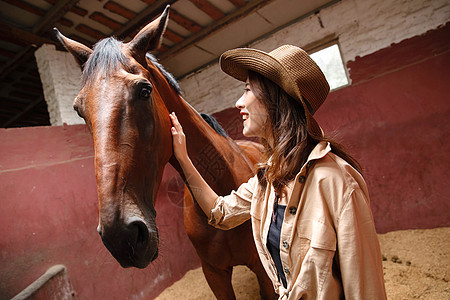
(0, 0), (335, 128)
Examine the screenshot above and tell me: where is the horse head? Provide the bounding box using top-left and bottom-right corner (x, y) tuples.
(55, 6), (173, 268)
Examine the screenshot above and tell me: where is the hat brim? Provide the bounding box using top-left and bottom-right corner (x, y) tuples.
(220, 48), (299, 99)
(220, 48), (323, 137)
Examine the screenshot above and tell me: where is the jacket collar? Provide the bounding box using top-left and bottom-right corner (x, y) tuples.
(307, 141), (331, 162)
(294, 141), (331, 177)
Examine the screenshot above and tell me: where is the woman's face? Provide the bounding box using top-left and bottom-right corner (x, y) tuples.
(235, 78), (268, 138)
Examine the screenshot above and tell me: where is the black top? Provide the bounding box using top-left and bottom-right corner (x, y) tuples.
(267, 204), (287, 288)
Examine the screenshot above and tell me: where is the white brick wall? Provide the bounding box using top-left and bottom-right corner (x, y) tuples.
(179, 0), (450, 114)
(35, 44), (83, 126)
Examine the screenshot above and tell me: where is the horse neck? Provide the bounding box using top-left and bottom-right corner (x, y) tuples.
(166, 95), (253, 193)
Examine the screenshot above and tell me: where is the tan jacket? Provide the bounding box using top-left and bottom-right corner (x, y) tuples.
(209, 142), (387, 299)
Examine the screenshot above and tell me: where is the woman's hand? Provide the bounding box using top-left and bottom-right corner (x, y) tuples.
(170, 112), (189, 163)
(169, 112), (218, 216)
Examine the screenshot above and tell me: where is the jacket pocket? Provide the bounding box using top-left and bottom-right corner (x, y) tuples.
(310, 220), (336, 251)
(297, 221), (337, 292)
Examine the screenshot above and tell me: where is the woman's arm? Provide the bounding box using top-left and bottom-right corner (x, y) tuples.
(170, 112), (218, 215)
(337, 189), (387, 299)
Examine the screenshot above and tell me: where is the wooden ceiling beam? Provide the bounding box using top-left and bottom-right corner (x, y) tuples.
(69, 5), (88, 17)
(0, 46), (35, 82)
(2, 95), (44, 128)
(228, 0), (246, 8)
(189, 0), (224, 21)
(158, 44), (169, 53)
(113, 0), (178, 40)
(2, 0), (45, 17)
(0, 0), (79, 127)
(171, 9), (202, 33)
(104, 1), (137, 20)
(58, 18), (74, 28)
(0, 99), (31, 111)
(75, 24), (106, 41)
(32, 0), (80, 34)
(0, 112), (14, 119)
(9, 91), (41, 100)
(89, 12), (123, 31)
(0, 48), (16, 59)
(159, 0), (271, 60)
(68, 34), (93, 48)
(43, 0), (88, 17)
(0, 21), (56, 47)
(0, 0), (79, 94)
(164, 29), (184, 43)
(12, 83), (42, 94)
(0, 33), (28, 47)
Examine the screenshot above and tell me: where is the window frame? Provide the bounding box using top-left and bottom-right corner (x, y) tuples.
(304, 37), (350, 91)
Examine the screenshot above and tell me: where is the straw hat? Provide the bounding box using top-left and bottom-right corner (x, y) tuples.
(220, 45), (329, 137)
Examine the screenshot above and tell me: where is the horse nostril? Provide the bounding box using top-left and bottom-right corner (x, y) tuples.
(130, 221), (149, 248)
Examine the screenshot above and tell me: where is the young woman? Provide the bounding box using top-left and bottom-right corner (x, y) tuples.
(170, 45), (387, 299)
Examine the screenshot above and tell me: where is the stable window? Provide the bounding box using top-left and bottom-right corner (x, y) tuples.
(310, 43), (349, 90)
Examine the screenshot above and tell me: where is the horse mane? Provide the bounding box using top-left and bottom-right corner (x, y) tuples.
(82, 37), (182, 97)
(146, 54), (183, 95)
(82, 38), (129, 86)
(200, 113), (228, 137)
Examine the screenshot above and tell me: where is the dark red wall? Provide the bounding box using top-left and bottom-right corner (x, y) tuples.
(0, 125), (199, 299)
(1, 23), (448, 299)
(214, 23), (450, 234)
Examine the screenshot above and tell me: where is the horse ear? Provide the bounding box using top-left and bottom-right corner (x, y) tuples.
(127, 5), (170, 56)
(53, 28), (93, 67)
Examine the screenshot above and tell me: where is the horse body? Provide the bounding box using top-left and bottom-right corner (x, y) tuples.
(55, 6), (275, 299)
(150, 60), (274, 299)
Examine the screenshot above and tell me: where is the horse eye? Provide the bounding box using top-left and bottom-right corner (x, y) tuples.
(139, 86), (152, 100)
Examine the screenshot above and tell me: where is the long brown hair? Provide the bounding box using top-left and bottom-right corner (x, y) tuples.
(248, 71), (362, 195)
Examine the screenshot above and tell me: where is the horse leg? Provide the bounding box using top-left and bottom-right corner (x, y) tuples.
(247, 256), (277, 300)
(201, 261), (236, 300)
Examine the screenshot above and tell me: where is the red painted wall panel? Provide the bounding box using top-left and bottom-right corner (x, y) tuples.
(319, 52), (450, 233)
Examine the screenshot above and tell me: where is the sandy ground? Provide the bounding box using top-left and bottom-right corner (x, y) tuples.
(156, 227), (449, 299)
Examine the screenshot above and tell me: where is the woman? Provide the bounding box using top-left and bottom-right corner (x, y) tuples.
(170, 45), (386, 299)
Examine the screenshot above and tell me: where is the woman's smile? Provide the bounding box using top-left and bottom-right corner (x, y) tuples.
(235, 80), (268, 138)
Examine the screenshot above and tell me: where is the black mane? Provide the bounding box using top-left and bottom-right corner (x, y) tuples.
(82, 37), (128, 86)
(200, 113), (228, 137)
(146, 54), (182, 95)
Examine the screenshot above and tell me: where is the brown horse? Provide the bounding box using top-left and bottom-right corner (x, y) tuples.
(55, 6), (275, 300)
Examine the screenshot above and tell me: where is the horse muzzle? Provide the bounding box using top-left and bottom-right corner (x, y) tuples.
(98, 217), (159, 268)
